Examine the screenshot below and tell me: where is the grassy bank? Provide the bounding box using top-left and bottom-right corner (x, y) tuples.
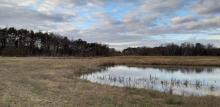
(0, 56), (220, 107)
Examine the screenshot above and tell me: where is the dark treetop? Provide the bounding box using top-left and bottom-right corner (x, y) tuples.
(0, 27), (220, 56)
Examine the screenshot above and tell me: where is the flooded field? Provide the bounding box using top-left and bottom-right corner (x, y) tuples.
(81, 65), (220, 96)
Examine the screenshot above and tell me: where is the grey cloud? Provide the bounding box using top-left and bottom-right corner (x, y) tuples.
(140, 0), (186, 13)
(123, 0), (189, 30)
(193, 0), (220, 15)
(143, 16), (220, 36)
(171, 16), (220, 31)
(62, 0), (141, 6)
(0, 0), (77, 32)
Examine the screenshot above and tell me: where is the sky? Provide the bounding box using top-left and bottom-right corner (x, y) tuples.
(0, 0), (220, 50)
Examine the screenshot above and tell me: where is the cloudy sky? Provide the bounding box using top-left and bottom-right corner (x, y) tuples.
(0, 0), (220, 50)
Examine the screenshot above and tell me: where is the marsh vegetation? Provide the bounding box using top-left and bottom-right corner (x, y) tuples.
(81, 65), (220, 96)
(0, 56), (220, 107)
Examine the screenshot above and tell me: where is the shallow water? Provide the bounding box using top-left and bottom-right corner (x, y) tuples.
(81, 65), (220, 96)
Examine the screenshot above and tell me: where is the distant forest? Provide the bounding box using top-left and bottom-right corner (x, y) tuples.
(0, 27), (220, 56)
(0, 27), (119, 56)
(123, 43), (220, 56)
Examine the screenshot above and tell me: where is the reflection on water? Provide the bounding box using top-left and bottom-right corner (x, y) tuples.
(81, 65), (220, 96)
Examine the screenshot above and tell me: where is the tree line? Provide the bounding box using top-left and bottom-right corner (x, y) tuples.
(1, 27), (220, 57)
(0, 27), (119, 56)
(123, 43), (220, 56)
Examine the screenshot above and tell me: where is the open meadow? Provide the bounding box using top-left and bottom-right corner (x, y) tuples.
(0, 56), (220, 107)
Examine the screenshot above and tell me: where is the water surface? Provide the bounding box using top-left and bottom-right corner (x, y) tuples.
(81, 65), (220, 96)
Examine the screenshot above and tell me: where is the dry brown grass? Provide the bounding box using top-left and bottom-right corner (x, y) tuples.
(0, 56), (220, 107)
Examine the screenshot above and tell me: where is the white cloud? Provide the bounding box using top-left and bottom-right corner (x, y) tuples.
(171, 16), (197, 25)
(0, 0), (37, 7)
(37, 0), (59, 15)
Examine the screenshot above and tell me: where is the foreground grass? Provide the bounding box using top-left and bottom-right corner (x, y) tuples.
(0, 56), (220, 107)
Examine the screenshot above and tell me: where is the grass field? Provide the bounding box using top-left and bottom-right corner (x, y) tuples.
(0, 56), (220, 107)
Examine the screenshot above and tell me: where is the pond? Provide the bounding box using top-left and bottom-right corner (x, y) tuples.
(80, 65), (220, 96)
